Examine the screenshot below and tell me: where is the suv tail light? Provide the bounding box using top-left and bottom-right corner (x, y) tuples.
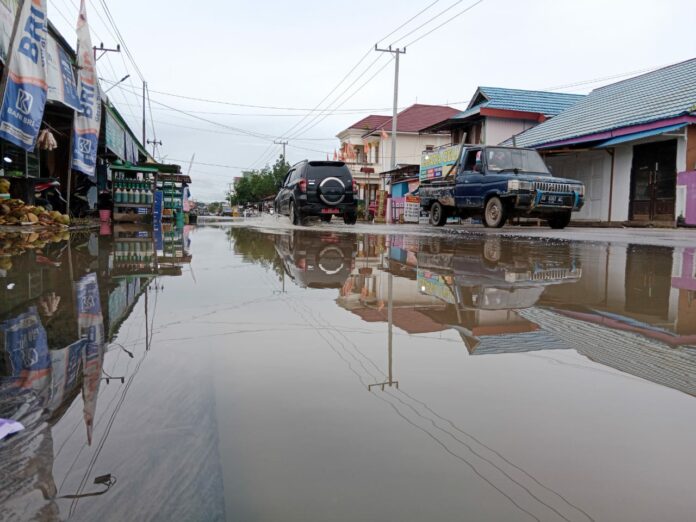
(352, 179), (357, 194)
(298, 178), (307, 193)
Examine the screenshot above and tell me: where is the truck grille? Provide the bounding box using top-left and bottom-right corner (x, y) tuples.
(531, 268), (581, 281)
(533, 181), (573, 193)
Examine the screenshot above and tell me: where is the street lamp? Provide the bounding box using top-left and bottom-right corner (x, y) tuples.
(103, 74), (130, 94)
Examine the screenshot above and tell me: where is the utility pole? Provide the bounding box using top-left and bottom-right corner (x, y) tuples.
(142, 81), (147, 146)
(147, 139), (162, 157)
(374, 45), (406, 170)
(274, 140), (288, 162)
(375, 45), (405, 224)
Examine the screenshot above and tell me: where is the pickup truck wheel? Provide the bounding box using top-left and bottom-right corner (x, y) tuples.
(483, 196), (507, 228)
(430, 202), (448, 227)
(548, 211), (571, 229)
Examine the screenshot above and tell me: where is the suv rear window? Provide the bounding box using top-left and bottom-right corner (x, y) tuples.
(306, 162), (352, 181)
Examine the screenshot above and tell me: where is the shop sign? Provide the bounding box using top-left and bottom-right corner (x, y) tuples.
(0, 0), (48, 151)
(105, 110), (125, 159)
(419, 144), (460, 182)
(376, 190), (387, 219)
(46, 34), (81, 111)
(72, 0), (101, 177)
(417, 269), (456, 304)
(404, 195), (420, 223)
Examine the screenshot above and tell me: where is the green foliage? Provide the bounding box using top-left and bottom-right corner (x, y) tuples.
(230, 155), (290, 206)
(208, 201), (226, 214)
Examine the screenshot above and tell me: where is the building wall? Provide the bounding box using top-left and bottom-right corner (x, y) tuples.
(610, 145), (633, 222)
(379, 133), (451, 172)
(545, 151), (612, 221)
(485, 118), (537, 145)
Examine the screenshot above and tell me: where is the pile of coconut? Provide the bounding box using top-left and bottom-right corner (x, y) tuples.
(0, 199), (70, 227)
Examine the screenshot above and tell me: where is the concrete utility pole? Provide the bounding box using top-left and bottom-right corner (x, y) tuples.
(274, 140), (288, 162)
(142, 81), (147, 146)
(374, 45), (406, 170)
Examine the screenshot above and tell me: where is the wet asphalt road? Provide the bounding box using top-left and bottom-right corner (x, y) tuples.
(1, 221), (696, 521)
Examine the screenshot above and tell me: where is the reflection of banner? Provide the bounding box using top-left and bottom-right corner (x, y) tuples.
(72, 0), (101, 177)
(0, 0), (48, 151)
(76, 272), (104, 445)
(0, 307), (50, 387)
(0, 0), (18, 65)
(48, 339), (86, 410)
(417, 269), (456, 304)
(46, 34), (81, 111)
(105, 110), (125, 159)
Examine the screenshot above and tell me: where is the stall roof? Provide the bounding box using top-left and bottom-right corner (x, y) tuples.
(110, 162), (159, 173)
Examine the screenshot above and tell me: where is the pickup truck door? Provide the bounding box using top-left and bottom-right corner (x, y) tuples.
(455, 148), (483, 208)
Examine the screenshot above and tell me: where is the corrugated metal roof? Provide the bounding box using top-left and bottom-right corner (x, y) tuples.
(371, 104), (460, 134)
(473, 87), (584, 116)
(347, 114), (391, 132)
(511, 58), (696, 148)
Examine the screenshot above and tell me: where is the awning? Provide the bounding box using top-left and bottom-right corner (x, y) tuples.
(595, 123), (687, 148)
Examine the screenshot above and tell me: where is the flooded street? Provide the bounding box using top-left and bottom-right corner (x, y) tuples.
(2, 223), (696, 521)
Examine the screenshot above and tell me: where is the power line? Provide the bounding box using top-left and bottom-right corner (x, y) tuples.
(377, 0), (441, 46)
(402, 0), (485, 48)
(97, 0), (145, 81)
(390, 0), (465, 46)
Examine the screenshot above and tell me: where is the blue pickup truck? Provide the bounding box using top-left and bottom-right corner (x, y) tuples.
(419, 145), (585, 229)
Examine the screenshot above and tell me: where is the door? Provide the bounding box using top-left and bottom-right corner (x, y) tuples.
(629, 140), (677, 221)
(455, 148), (483, 208)
(280, 169), (295, 213)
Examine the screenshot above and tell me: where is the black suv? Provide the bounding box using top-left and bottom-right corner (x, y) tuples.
(274, 160), (357, 225)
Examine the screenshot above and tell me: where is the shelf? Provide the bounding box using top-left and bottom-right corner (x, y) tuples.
(114, 203), (153, 209)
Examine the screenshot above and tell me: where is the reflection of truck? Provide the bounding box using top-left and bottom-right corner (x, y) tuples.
(419, 145), (585, 229)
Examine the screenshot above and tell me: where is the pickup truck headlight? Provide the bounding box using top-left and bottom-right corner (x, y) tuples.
(574, 184), (585, 197)
(507, 179), (533, 192)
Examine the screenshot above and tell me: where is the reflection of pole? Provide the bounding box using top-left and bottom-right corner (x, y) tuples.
(144, 284), (150, 351)
(369, 272), (398, 391)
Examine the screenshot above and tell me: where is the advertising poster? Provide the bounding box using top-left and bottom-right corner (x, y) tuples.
(0, 0), (48, 151)
(71, 0), (101, 177)
(419, 144), (460, 182)
(46, 34), (81, 111)
(404, 195), (421, 223)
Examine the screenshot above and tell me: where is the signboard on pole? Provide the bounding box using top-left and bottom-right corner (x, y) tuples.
(105, 109), (125, 159)
(0, 0), (48, 151)
(403, 194), (420, 223)
(46, 33), (81, 111)
(419, 144), (460, 182)
(71, 0), (101, 178)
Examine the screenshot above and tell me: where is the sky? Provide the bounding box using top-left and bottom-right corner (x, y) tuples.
(46, 0), (696, 202)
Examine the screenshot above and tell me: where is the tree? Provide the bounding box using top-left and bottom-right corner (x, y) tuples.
(229, 155), (290, 206)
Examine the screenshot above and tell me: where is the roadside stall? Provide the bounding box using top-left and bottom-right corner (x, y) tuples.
(109, 163), (157, 223)
(155, 173), (191, 225)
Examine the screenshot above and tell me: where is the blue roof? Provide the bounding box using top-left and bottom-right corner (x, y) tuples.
(510, 58), (696, 148)
(452, 87), (585, 121)
(596, 123), (687, 148)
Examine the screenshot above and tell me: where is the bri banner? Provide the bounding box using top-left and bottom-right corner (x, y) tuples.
(0, 0), (48, 151)
(71, 0), (101, 178)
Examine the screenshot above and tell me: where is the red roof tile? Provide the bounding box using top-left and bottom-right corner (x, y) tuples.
(347, 114), (391, 132)
(372, 104), (460, 133)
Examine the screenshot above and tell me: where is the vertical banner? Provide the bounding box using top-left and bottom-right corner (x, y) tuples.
(71, 0), (101, 178)
(46, 34), (81, 111)
(0, 0), (48, 151)
(0, 0), (19, 65)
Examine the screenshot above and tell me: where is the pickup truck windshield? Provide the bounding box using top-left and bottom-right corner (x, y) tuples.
(485, 148), (551, 175)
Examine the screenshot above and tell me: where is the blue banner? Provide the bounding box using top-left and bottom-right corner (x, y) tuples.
(0, 0), (48, 151)
(71, 0), (101, 177)
(46, 34), (81, 111)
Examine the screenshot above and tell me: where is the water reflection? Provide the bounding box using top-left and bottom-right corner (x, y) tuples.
(0, 224), (192, 519)
(233, 229), (696, 398)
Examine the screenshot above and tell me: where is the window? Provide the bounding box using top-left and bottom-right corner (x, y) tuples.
(462, 149), (481, 172)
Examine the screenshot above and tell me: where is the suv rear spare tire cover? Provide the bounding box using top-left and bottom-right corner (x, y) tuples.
(318, 177), (345, 205)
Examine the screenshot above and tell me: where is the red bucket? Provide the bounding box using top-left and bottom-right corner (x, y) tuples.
(99, 209), (111, 222)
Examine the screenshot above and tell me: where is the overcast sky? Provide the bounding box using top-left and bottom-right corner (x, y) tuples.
(46, 0), (696, 201)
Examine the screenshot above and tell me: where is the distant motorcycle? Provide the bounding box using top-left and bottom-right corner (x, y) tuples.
(34, 179), (67, 213)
